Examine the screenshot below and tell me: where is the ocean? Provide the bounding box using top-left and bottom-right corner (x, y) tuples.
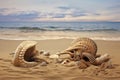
(0, 22), (120, 40)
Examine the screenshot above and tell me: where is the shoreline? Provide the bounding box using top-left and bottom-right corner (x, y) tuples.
(0, 29), (120, 41)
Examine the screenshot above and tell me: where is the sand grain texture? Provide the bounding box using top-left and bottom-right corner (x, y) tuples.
(0, 39), (120, 80)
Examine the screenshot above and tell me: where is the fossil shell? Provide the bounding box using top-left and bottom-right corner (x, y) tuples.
(12, 41), (39, 67)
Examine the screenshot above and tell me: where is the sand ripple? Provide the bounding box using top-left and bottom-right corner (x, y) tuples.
(0, 57), (120, 80)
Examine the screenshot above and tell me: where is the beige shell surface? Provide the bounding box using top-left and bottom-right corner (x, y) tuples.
(68, 38), (97, 56)
(12, 41), (39, 68)
(56, 37), (110, 68)
(58, 38), (98, 64)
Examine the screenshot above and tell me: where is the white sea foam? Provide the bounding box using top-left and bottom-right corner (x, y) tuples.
(0, 35), (120, 41)
(0, 28), (120, 41)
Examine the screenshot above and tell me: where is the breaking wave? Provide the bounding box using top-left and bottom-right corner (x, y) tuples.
(0, 26), (119, 32)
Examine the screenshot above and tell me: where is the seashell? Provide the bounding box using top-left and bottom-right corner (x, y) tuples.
(49, 54), (59, 59)
(58, 38), (97, 63)
(43, 51), (50, 56)
(82, 52), (96, 64)
(61, 59), (70, 64)
(12, 41), (40, 68)
(57, 37), (111, 68)
(94, 53), (110, 65)
(40, 62), (47, 66)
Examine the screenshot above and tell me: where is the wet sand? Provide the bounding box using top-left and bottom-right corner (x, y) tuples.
(0, 39), (120, 80)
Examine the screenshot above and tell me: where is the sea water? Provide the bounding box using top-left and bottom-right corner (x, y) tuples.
(0, 22), (120, 40)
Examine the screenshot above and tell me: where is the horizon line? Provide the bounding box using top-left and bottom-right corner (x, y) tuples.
(0, 21), (120, 23)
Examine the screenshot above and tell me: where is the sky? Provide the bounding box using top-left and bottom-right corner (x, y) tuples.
(0, 0), (120, 22)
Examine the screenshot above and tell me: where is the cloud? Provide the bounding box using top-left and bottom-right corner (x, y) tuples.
(15, 11), (40, 19)
(57, 6), (71, 10)
(0, 8), (41, 21)
(70, 10), (87, 17)
(0, 7), (101, 22)
(38, 6), (101, 19)
(51, 13), (66, 18)
(0, 8), (9, 12)
(57, 6), (101, 17)
(0, 11), (40, 21)
(57, 6), (94, 17)
(57, 6), (87, 17)
(92, 13), (100, 16)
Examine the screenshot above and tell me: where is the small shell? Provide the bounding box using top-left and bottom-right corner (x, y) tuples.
(43, 51), (50, 56)
(61, 59), (70, 64)
(95, 53), (110, 65)
(40, 62), (47, 66)
(49, 54), (59, 59)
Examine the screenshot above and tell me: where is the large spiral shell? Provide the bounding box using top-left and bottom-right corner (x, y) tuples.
(59, 38), (97, 64)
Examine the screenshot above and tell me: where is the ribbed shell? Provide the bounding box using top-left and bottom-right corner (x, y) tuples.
(12, 41), (39, 68)
(65, 38), (97, 57)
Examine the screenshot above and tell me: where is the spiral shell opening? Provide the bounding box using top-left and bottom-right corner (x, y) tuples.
(12, 41), (39, 67)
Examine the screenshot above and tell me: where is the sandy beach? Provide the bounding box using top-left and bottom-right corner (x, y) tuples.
(0, 39), (120, 80)
(0, 0), (120, 80)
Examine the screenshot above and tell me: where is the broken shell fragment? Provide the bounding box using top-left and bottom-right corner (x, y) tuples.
(40, 61), (48, 66)
(94, 53), (110, 65)
(43, 51), (50, 56)
(49, 54), (59, 59)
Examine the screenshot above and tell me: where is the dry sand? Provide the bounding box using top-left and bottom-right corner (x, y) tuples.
(0, 39), (120, 80)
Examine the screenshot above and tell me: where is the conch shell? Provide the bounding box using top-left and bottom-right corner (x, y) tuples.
(58, 38), (97, 63)
(56, 37), (110, 68)
(12, 41), (42, 67)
